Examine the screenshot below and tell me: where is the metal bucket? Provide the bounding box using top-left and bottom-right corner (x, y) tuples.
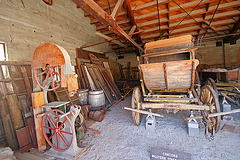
(89, 90), (105, 110)
(78, 89), (88, 105)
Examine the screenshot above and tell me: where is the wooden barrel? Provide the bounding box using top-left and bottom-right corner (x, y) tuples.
(89, 90), (105, 110)
(78, 89), (88, 105)
(89, 110), (105, 122)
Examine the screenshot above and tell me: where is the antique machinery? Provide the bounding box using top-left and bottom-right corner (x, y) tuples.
(31, 43), (84, 158)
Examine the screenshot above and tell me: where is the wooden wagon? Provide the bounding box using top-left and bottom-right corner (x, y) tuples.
(124, 35), (221, 136)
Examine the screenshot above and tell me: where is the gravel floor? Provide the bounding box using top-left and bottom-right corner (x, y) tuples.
(80, 96), (240, 160)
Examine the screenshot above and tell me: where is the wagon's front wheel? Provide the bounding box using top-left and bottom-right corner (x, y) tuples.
(200, 85), (221, 134)
(131, 87), (142, 126)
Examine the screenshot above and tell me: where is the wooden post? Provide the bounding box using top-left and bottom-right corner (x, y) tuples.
(20, 66), (32, 100)
(32, 92), (46, 152)
(6, 94), (24, 130)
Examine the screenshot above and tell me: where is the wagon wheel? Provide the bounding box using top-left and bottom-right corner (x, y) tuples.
(200, 85), (221, 133)
(194, 71), (201, 96)
(122, 81), (131, 95)
(42, 110), (73, 151)
(34, 65), (61, 91)
(75, 113), (87, 141)
(131, 87), (142, 126)
(206, 78), (218, 97)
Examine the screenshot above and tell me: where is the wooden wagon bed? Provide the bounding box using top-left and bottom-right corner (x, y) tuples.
(140, 59), (199, 91)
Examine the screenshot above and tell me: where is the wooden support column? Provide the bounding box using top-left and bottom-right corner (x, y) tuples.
(163, 63), (169, 90)
(0, 99), (18, 149)
(32, 92), (46, 152)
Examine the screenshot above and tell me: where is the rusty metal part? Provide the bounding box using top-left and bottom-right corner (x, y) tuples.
(89, 110), (105, 122)
(31, 43), (65, 69)
(81, 105), (91, 119)
(71, 0), (144, 52)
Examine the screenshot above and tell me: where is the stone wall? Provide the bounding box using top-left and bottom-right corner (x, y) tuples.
(0, 0), (112, 64)
(197, 39), (240, 69)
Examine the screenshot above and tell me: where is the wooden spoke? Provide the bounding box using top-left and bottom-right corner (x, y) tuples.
(131, 87), (143, 126)
(200, 85), (221, 133)
(48, 131), (56, 141)
(34, 66), (61, 91)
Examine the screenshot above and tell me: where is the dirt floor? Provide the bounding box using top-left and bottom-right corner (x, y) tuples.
(14, 95), (240, 160)
(79, 96), (240, 160)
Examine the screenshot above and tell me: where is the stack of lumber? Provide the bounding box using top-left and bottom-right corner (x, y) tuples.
(145, 35), (194, 55)
(75, 51), (122, 106)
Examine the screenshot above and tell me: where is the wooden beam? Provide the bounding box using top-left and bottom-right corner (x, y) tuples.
(95, 0), (239, 31)
(81, 31), (142, 48)
(166, 2), (170, 38)
(124, 0), (143, 44)
(111, 0), (124, 19)
(72, 0), (143, 52)
(95, 32), (127, 48)
(224, 15), (240, 43)
(128, 25), (136, 35)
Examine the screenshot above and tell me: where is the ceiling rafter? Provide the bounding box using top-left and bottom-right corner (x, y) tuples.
(72, 0), (144, 52)
(224, 15), (240, 43)
(94, 1), (240, 31)
(124, 0), (143, 44)
(111, 0), (124, 19)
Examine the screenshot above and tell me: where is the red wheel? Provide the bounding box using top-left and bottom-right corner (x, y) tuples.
(34, 65), (61, 91)
(42, 110), (73, 151)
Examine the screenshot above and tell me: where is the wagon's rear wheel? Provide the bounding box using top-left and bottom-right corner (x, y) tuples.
(200, 85), (221, 133)
(131, 87), (142, 126)
(206, 78), (218, 97)
(194, 71), (201, 96)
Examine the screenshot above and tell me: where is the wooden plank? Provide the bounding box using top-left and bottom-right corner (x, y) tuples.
(111, 0), (124, 19)
(18, 95), (31, 125)
(0, 99), (18, 149)
(6, 94), (24, 130)
(163, 63), (168, 90)
(66, 74), (79, 92)
(145, 35), (193, 50)
(103, 62), (114, 81)
(20, 66), (32, 100)
(16, 126), (34, 153)
(32, 92), (46, 152)
(146, 43), (193, 54)
(89, 54), (122, 99)
(26, 117), (38, 148)
(0, 61), (31, 65)
(80, 64), (91, 89)
(85, 63), (114, 104)
(95, 32), (127, 48)
(140, 60), (198, 90)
